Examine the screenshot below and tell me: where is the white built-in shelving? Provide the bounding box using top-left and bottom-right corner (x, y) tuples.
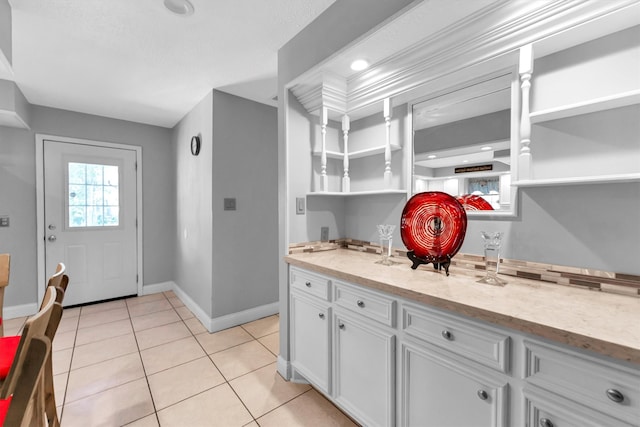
(516, 25), (640, 187)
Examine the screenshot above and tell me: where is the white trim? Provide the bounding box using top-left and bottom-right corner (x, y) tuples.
(141, 281), (174, 295)
(35, 134), (144, 306)
(210, 301), (279, 333)
(4, 303), (39, 320)
(277, 355), (292, 380)
(167, 283), (212, 331)
(171, 281), (279, 333)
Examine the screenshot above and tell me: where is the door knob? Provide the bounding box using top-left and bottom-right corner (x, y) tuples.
(47, 235), (57, 242)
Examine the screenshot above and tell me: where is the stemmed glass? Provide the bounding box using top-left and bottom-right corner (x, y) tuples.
(477, 231), (507, 286)
(376, 224), (396, 265)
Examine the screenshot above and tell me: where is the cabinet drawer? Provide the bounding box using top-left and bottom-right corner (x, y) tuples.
(333, 280), (396, 327)
(402, 303), (510, 373)
(524, 385), (635, 427)
(524, 339), (640, 424)
(290, 267), (330, 301)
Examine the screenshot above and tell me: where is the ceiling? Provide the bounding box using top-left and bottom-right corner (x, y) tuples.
(2, 0), (336, 128)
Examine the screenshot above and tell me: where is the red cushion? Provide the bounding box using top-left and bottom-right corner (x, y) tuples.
(0, 396), (11, 426)
(0, 336), (21, 380)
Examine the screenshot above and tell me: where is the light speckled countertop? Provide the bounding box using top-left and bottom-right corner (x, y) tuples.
(285, 249), (640, 364)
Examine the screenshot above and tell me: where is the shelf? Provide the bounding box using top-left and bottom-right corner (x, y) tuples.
(307, 189), (408, 197)
(313, 144), (401, 160)
(512, 173), (640, 187)
(530, 90), (640, 124)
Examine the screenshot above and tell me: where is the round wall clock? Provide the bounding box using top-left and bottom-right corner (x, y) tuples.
(190, 135), (201, 156)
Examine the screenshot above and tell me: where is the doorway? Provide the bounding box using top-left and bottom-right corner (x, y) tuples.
(36, 135), (143, 307)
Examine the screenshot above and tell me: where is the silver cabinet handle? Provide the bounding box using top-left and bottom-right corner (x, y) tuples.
(318, 313), (325, 320)
(338, 322), (345, 330)
(47, 235), (57, 242)
(606, 388), (624, 403)
(539, 418), (553, 427)
(305, 281), (311, 287)
(477, 390), (488, 400)
(356, 300), (365, 308)
(441, 330), (453, 340)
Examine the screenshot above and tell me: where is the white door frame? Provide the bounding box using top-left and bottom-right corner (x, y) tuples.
(35, 134), (143, 306)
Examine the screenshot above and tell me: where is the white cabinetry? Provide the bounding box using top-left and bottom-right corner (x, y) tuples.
(287, 265), (640, 427)
(333, 311), (396, 427)
(516, 25), (640, 186)
(523, 339), (640, 427)
(400, 303), (511, 427)
(289, 267), (331, 394)
(401, 342), (508, 427)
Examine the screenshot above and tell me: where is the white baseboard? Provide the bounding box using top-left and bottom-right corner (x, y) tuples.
(141, 281), (174, 295)
(209, 301), (279, 333)
(170, 282), (279, 333)
(4, 303), (39, 320)
(277, 355), (292, 380)
(170, 284), (212, 329)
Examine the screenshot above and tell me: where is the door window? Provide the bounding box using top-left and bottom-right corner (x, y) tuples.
(67, 162), (120, 228)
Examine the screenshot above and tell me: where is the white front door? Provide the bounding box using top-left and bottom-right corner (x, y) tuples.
(43, 139), (138, 306)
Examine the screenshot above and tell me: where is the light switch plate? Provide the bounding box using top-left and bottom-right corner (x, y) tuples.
(296, 197), (305, 215)
(224, 198), (236, 211)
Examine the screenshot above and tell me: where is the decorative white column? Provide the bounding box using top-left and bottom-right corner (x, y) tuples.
(518, 44), (533, 181)
(342, 114), (350, 193)
(320, 106), (329, 192)
(383, 98), (392, 187)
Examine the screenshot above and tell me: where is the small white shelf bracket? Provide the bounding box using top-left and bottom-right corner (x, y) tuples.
(518, 44), (534, 181)
(342, 114), (351, 193)
(383, 98), (393, 187)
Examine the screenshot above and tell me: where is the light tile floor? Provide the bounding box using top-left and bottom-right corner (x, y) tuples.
(4, 291), (358, 427)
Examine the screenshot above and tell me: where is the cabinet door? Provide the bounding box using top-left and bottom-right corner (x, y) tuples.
(333, 311), (395, 427)
(290, 291), (330, 394)
(401, 342), (508, 427)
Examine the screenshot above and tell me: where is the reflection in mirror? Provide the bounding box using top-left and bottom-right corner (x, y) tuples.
(412, 73), (516, 214)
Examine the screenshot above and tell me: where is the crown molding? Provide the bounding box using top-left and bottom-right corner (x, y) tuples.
(289, 0), (639, 119)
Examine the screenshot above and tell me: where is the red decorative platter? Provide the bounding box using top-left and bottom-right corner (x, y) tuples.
(400, 192), (467, 274)
(456, 194), (494, 211)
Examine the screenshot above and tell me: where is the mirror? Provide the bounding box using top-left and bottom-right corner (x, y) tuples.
(412, 72), (518, 215)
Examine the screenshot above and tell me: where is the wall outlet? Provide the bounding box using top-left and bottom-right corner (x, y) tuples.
(320, 226), (329, 242)
(0, 216), (9, 227)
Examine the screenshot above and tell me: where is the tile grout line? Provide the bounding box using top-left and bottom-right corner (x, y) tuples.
(123, 293), (169, 426)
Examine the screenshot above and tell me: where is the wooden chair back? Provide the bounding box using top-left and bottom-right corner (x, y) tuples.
(0, 286), (56, 400)
(0, 337), (50, 427)
(42, 264), (67, 427)
(0, 254), (10, 337)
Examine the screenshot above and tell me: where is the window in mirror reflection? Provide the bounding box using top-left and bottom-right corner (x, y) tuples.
(412, 74), (513, 212)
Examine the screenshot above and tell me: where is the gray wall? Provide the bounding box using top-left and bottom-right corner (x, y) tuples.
(173, 90), (279, 320)
(173, 91), (214, 317)
(0, 105), (175, 307)
(211, 90), (278, 318)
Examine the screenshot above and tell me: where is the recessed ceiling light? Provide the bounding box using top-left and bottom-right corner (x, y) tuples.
(164, 0), (195, 16)
(462, 160), (469, 163)
(350, 59), (369, 71)
(480, 146), (492, 151)
(427, 155), (437, 159)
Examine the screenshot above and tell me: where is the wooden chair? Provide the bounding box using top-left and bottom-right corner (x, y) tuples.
(0, 286), (57, 426)
(0, 337), (50, 427)
(42, 263), (67, 427)
(0, 265), (67, 427)
(0, 254), (10, 337)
